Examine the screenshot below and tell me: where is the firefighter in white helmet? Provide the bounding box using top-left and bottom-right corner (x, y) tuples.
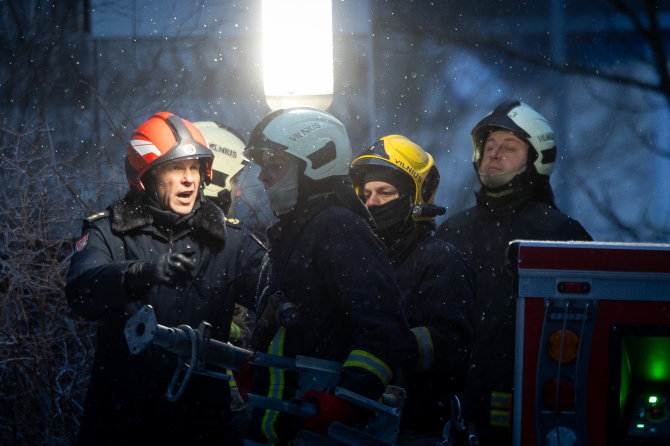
(350, 135), (476, 442)
(436, 101), (592, 445)
(241, 107), (412, 444)
(194, 121), (246, 208)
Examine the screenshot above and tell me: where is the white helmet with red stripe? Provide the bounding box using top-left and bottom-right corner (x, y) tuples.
(125, 112), (214, 193)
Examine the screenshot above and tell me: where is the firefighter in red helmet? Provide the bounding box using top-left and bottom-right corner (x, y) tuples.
(66, 112), (260, 445)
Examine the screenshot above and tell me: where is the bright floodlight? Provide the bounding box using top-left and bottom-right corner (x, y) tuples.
(262, 0), (333, 111)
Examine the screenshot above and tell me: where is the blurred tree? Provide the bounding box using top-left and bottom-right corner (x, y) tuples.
(377, 0), (670, 241)
(0, 124), (96, 444)
(1, 0), (669, 442)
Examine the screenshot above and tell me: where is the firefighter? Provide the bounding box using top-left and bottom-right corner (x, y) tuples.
(194, 120), (276, 241)
(436, 101), (592, 445)
(241, 107), (412, 445)
(66, 112), (259, 445)
(350, 135), (477, 442)
(193, 120), (270, 421)
(194, 120), (247, 212)
(195, 120), (254, 344)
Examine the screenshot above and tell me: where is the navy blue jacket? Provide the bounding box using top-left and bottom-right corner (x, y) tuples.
(436, 188), (591, 442)
(387, 222), (476, 436)
(66, 195), (263, 445)
(247, 192), (412, 445)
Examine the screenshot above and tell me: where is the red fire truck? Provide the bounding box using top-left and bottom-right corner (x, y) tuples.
(509, 240), (670, 446)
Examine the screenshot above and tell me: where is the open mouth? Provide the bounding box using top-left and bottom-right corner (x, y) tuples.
(176, 191), (193, 202)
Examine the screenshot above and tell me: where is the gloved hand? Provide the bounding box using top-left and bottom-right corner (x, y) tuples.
(301, 390), (358, 434)
(124, 251), (197, 298)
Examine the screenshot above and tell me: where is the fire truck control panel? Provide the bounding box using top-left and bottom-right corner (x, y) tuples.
(509, 240), (670, 446)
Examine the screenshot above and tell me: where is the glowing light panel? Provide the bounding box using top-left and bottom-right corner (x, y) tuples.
(262, 0), (333, 111)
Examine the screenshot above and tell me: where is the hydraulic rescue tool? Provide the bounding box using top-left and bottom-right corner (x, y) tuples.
(124, 304), (411, 446)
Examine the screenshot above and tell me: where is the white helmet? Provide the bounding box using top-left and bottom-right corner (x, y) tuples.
(471, 101), (557, 177)
(193, 121), (247, 197)
(243, 107), (352, 181)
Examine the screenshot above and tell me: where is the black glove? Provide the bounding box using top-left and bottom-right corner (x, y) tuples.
(124, 251), (197, 299)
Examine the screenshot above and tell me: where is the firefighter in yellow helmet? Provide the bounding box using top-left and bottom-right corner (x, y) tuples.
(351, 134), (477, 442)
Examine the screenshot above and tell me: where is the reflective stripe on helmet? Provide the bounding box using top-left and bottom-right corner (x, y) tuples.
(125, 112), (213, 193)
(130, 139), (161, 156)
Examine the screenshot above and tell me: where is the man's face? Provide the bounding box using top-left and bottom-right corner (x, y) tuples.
(258, 153), (292, 189)
(363, 181), (399, 207)
(479, 130), (529, 174)
(230, 175), (243, 199)
(154, 158), (201, 215)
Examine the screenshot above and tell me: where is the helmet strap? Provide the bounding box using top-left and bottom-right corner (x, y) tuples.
(476, 161), (555, 207)
(140, 170), (162, 208)
(478, 163), (527, 189)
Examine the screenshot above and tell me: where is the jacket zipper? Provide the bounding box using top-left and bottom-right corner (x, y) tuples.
(167, 227), (173, 254)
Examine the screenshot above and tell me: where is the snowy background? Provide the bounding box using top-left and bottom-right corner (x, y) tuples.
(3, 0), (669, 242)
(1, 1), (669, 443)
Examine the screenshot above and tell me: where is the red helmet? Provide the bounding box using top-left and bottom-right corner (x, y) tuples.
(125, 112), (214, 193)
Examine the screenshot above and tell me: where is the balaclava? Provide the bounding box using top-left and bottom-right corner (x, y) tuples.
(362, 168), (414, 232)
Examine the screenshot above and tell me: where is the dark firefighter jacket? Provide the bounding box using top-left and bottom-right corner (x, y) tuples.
(246, 191), (412, 445)
(66, 195), (263, 445)
(384, 221), (476, 436)
(435, 187), (591, 441)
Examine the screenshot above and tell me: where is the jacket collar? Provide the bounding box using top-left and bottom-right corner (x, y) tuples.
(111, 194), (227, 244)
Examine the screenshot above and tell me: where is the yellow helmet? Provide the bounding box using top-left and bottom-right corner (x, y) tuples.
(350, 134), (444, 221)
(192, 121), (247, 198)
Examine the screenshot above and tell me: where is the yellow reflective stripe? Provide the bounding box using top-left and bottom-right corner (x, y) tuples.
(343, 349), (392, 386)
(490, 409), (510, 427)
(229, 322), (241, 341)
(226, 369), (237, 387)
(490, 391), (512, 428)
(411, 326), (434, 371)
(490, 391), (511, 409)
(261, 327), (286, 443)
